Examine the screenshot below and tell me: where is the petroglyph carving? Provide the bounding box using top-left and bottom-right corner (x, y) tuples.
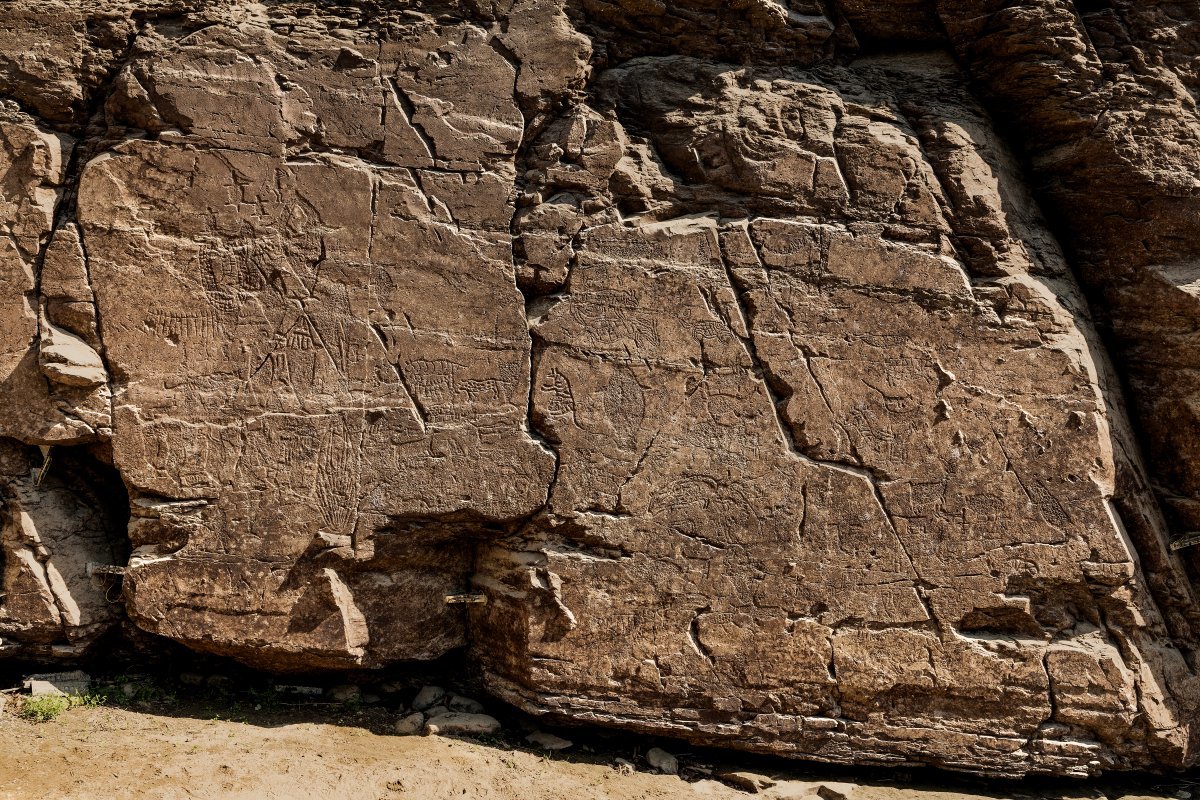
(601, 370), (644, 444)
(407, 359), (460, 406)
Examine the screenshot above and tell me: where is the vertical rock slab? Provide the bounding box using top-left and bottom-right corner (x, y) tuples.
(77, 18), (553, 669)
(935, 0), (1200, 582)
(0, 115), (110, 445)
(475, 54), (1200, 775)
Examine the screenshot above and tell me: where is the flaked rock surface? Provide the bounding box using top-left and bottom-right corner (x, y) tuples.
(1, 0), (1199, 778)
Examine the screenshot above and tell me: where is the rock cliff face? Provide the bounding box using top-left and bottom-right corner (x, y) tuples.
(1, 0), (1200, 777)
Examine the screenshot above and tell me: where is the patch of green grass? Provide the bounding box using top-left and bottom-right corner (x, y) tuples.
(18, 690), (111, 722)
(19, 694), (73, 722)
(78, 692), (109, 708)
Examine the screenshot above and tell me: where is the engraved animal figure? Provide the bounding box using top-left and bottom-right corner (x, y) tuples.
(652, 476), (761, 548)
(194, 208), (323, 313)
(625, 316), (661, 348)
(459, 378), (506, 403)
(407, 359), (459, 406)
(693, 319), (733, 346)
(703, 388), (745, 430)
(197, 238), (271, 314)
(541, 369), (576, 418)
(586, 289), (641, 311)
(856, 427), (910, 463)
(566, 305), (661, 349)
(147, 310), (219, 342)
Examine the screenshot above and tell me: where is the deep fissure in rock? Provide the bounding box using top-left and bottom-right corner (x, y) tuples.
(0, 440), (130, 659)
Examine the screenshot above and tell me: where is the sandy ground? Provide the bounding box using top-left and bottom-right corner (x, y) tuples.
(0, 702), (1196, 800)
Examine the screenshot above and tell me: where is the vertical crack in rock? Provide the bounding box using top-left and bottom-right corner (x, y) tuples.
(368, 321), (428, 431)
(34, 15), (147, 428)
(687, 606), (716, 665)
(385, 77), (438, 164)
(718, 222), (925, 590)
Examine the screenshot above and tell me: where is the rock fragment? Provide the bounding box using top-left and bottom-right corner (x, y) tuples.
(715, 771), (777, 793)
(525, 731), (573, 751)
(326, 685), (360, 704)
(645, 748), (679, 775)
(447, 693), (485, 714)
(423, 712), (502, 738)
(394, 712), (425, 736)
(24, 670), (89, 697)
(412, 686), (446, 712)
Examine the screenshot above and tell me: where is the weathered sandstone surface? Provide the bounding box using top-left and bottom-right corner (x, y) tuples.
(1, 0), (1200, 778)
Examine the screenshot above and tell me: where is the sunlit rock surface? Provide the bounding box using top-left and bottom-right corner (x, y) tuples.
(1, 0), (1199, 777)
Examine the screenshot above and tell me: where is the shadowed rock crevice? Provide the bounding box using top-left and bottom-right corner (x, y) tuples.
(0, 440), (130, 658)
(926, 0), (1200, 706)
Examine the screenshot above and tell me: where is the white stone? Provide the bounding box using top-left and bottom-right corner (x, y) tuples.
(326, 684), (360, 703)
(716, 770), (777, 793)
(447, 693), (485, 714)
